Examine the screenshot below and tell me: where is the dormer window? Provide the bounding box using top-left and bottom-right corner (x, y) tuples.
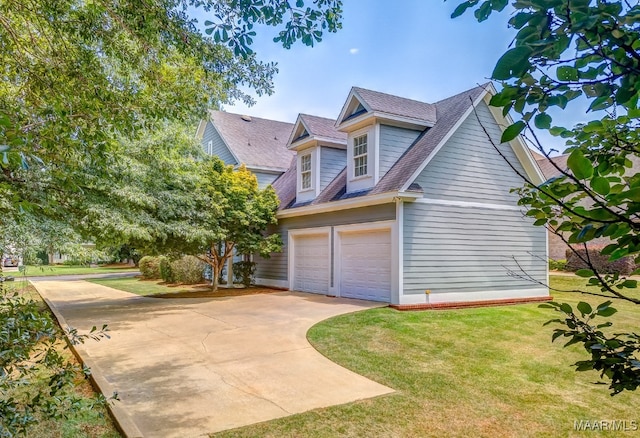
(353, 134), (368, 177)
(300, 153), (312, 190)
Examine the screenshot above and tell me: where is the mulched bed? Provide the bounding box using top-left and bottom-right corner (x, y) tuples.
(147, 285), (284, 299)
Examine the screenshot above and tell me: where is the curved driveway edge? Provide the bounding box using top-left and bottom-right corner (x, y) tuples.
(32, 280), (394, 438)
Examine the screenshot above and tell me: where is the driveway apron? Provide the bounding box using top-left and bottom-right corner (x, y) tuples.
(32, 280), (393, 437)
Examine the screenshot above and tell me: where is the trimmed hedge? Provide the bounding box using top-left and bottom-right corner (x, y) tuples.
(158, 256), (175, 283)
(566, 248), (637, 275)
(138, 256), (161, 279)
(171, 256), (205, 284)
(548, 259), (567, 271)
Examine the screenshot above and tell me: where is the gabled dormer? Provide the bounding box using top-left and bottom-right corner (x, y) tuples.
(288, 114), (347, 203)
(336, 87), (436, 194)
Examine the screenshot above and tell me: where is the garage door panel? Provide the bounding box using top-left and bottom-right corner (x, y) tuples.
(339, 230), (391, 302)
(292, 233), (329, 294)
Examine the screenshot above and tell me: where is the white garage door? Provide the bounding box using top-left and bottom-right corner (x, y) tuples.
(339, 229), (391, 302)
(292, 233), (330, 294)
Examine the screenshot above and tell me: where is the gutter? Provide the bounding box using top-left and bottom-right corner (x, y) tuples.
(276, 191), (422, 219)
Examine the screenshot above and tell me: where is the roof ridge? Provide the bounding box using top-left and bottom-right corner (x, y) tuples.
(352, 86), (432, 106)
(210, 109), (294, 126)
(433, 82), (491, 105)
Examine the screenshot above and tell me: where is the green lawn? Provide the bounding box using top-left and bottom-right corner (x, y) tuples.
(213, 275), (639, 438)
(11, 264), (138, 277)
(88, 276), (199, 295)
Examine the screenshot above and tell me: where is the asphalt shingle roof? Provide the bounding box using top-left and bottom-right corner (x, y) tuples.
(536, 154), (569, 180)
(274, 84), (491, 209)
(352, 87), (438, 126)
(209, 110), (294, 171)
(371, 83), (488, 194)
(299, 114), (347, 142)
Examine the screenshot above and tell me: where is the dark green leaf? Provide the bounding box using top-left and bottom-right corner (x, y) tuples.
(576, 269), (594, 278)
(591, 176), (610, 195)
(501, 121), (526, 143)
(577, 301), (593, 316)
(492, 47), (532, 80)
(567, 149), (593, 179)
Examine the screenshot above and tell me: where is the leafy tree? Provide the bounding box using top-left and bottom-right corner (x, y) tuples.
(0, 0), (343, 433)
(452, 0), (640, 394)
(193, 161), (282, 290)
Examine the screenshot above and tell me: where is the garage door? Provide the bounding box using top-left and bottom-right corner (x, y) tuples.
(339, 229), (391, 302)
(292, 233), (330, 294)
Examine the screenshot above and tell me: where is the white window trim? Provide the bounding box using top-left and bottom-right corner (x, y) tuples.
(206, 140), (213, 155)
(300, 153), (313, 191)
(352, 133), (369, 178)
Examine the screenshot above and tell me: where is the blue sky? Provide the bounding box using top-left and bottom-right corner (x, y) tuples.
(194, 1), (584, 154)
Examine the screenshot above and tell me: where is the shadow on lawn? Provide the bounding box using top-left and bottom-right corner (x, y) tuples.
(146, 286), (283, 299)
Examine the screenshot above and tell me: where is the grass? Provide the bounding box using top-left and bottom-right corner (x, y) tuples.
(88, 276), (281, 298)
(9, 264), (138, 277)
(3, 280), (121, 438)
(212, 275), (639, 438)
(87, 277), (199, 295)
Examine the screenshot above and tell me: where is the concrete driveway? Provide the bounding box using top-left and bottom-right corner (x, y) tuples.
(32, 280), (393, 437)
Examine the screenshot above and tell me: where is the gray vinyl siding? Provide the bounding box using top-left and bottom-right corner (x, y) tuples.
(378, 125), (421, 178)
(254, 203), (395, 282)
(319, 147), (346, 191)
(403, 202), (547, 295)
(414, 101), (526, 205)
(202, 121), (237, 165)
(254, 171), (280, 189)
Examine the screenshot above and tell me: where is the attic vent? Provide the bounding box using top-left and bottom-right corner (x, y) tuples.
(241, 115), (252, 122)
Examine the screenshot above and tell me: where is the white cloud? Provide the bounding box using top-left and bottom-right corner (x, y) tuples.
(349, 48), (359, 55)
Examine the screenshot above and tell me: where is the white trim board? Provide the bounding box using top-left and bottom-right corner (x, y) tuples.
(426, 287), (549, 304)
(255, 278), (288, 289)
(414, 197), (523, 211)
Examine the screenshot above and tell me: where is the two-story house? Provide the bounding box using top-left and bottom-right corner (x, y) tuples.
(200, 83), (550, 308)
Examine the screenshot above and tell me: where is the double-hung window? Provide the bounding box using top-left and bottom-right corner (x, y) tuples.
(301, 154), (312, 190)
(353, 134), (368, 177)
(207, 140), (213, 155)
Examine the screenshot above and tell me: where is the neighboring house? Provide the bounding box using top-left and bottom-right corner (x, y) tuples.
(202, 83), (550, 307)
(196, 110), (295, 188)
(535, 152), (640, 263)
(533, 152), (571, 261)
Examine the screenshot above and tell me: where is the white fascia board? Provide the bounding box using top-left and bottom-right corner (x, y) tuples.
(482, 93), (546, 186)
(400, 88), (490, 192)
(370, 112), (433, 130)
(243, 165), (288, 174)
(289, 137), (317, 151)
(276, 191), (421, 219)
(195, 119), (207, 140)
(335, 88), (372, 128)
(315, 136), (347, 148)
(336, 112), (375, 132)
(287, 114), (307, 146)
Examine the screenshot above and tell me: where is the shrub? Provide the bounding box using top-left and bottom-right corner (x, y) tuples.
(171, 256), (205, 284)
(233, 261), (256, 287)
(138, 256), (161, 279)
(566, 248), (637, 275)
(158, 256), (175, 283)
(548, 259), (567, 271)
